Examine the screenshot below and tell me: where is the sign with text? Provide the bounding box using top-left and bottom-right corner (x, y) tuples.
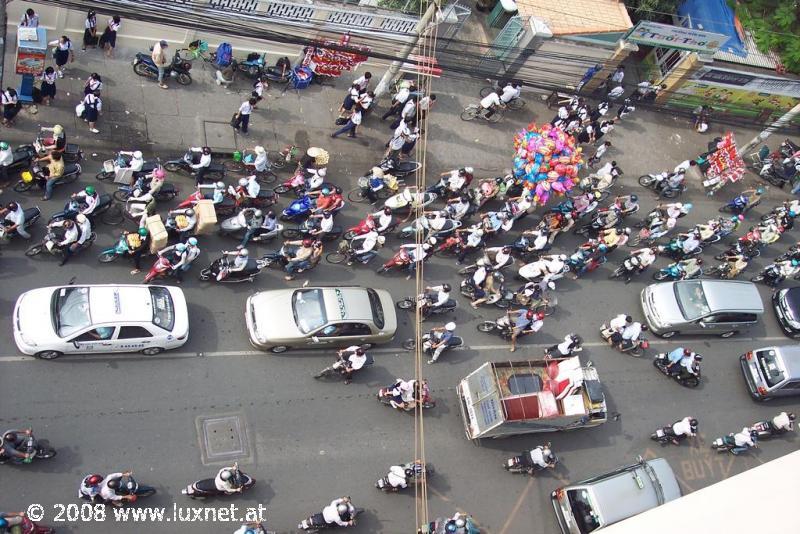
(626, 21), (727, 54)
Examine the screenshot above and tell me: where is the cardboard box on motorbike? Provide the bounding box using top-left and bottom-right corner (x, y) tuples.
(194, 199), (217, 235)
(145, 214), (168, 254)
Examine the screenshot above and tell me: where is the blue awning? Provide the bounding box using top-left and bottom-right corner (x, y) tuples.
(678, 0), (746, 57)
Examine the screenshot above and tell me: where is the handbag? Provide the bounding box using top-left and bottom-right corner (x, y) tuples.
(335, 117), (348, 126)
(230, 113), (239, 127)
(75, 102), (86, 117)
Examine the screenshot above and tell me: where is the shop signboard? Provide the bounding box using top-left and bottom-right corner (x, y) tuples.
(626, 21), (727, 54)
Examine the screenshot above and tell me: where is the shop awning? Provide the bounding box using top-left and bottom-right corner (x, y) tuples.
(677, 0), (746, 57)
(514, 0), (633, 36)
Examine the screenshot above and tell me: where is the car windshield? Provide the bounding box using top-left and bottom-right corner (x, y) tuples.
(567, 489), (601, 534)
(149, 287), (175, 331)
(674, 281), (710, 320)
(293, 289), (327, 334)
(367, 289), (384, 329)
(54, 287), (92, 338)
(757, 349), (786, 387)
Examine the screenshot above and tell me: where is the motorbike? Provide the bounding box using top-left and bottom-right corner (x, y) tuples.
(719, 193), (761, 215)
(572, 209), (622, 238)
(376, 461), (433, 492)
(95, 152), (160, 181)
(282, 219), (342, 242)
(48, 194), (113, 224)
(517, 259), (570, 283)
(348, 173), (403, 203)
(715, 239), (761, 261)
(599, 323), (649, 356)
(25, 229), (96, 259)
(163, 151), (225, 179)
(653, 352), (701, 388)
(544, 333), (583, 357)
(657, 240), (702, 261)
(198, 256), (270, 283)
(374, 156), (422, 179)
(177, 190), (238, 218)
(384, 188), (437, 212)
(144, 254), (176, 284)
(314, 353), (374, 381)
(477, 314), (536, 341)
(711, 432), (758, 455)
(755, 151), (799, 188)
(504, 444), (558, 475)
(751, 263), (799, 287)
(396, 294), (457, 318)
(553, 195), (601, 219)
(750, 418), (795, 440)
(325, 239), (383, 266)
(98, 475), (156, 503)
(401, 332), (465, 357)
(343, 214), (395, 240)
(113, 180), (179, 203)
(459, 277), (515, 309)
(651, 425), (693, 445)
(377, 381), (436, 410)
(376, 248), (417, 274)
(181, 463), (255, 499)
(280, 195), (315, 222)
(14, 162), (81, 193)
(705, 260), (744, 280)
(298, 506), (364, 531)
(133, 48), (192, 85)
(398, 215), (461, 240)
(638, 172), (686, 198)
(507, 233), (551, 262)
(610, 253), (655, 283)
(98, 233), (140, 263)
(776, 243), (800, 263)
(0, 144), (38, 177)
(0, 432), (57, 464)
(0, 206), (41, 243)
(218, 212), (283, 242)
(28, 131), (83, 162)
(567, 249), (607, 279)
(273, 172), (333, 198)
(653, 262), (702, 281)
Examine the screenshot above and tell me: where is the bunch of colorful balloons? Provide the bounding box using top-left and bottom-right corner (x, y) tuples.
(512, 123), (583, 206)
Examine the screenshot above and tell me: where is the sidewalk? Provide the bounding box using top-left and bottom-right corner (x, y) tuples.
(0, 43), (763, 187)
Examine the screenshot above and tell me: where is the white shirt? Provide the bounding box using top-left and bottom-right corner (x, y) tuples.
(192, 152), (211, 169)
(239, 101), (253, 115)
(429, 286), (449, 306)
(346, 351), (367, 370)
(79, 476), (101, 499)
(99, 473), (125, 502)
(387, 465), (407, 488)
(375, 211), (392, 231)
(353, 232), (378, 254)
(418, 95), (434, 111)
(261, 216), (276, 231)
(2, 91), (18, 105)
(253, 80), (266, 97)
(0, 148), (13, 167)
(621, 322), (642, 341)
(500, 84), (520, 103)
(609, 314), (628, 331)
(5, 204), (24, 226)
(83, 93), (102, 111)
(466, 230), (483, 248)
(214, 468), (238, 493)
(472, 267), (487, 287)
(322, 499), (350, 526)
(253, 152), (268, 172)
(733, 427), (754, 447)
(128, 156), (144, 172)
(611, 70), (625, 84)
(773, 412), (792, 430)
(319, 216), (334, 233)
(245, 175), (260, 198)
(50, 40), (72, 52)
(354, 74), (370, 91)
(480, 92), (501, 109)
(358, 93), (373, 110)
(21, 13), (40, 27)
(528, 447), (547, 467)
(76, 218), (92, 244)
(447, 170), (465, 191)
(86, 77), (103, 92)
(76, 192), (98, 214)
(108, 18), (121, 32)
(41, 71), (57, 85)
(401, 100), (416, 118)
(349, 109), (362, 126)
(389, 133), (406, 151)
(672, 417), (695, 436)
(394, 87), (410, 104)
(85, 16), (97, 30)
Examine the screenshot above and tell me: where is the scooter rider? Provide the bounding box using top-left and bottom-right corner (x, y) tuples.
(78, 474), (104, 502)
(374, 207), (394, 233)
(120, 150), (145, 184)
(483, 245), (513, 270)
(241, 210), (276, 248)
(1, 201), (30, 239)
(337, 345), (369, 384)
(70, 185), (99, 216)
(285, 240), (323, 280)
(61, 216), (89, 266)
(424, 322), (456, 364)
(99, 471), (137, 506)
(445, 194), (471, 220)
(172, 237), (200, 283)
(198, 181), (226, 204)
(614, 194), (638, 215)
(0, 429), (35, 462)
(658, 202), (691, 220)
(456, 226), (484, 264)
(525, 444), (557, 472)
(547, 333), (581, 357)
(166, 208), (197, 239)
(670, 417), (698, 445)
(524, 254), (568, 280)
(622, 246), (656, 281)
(770, 412), (796, 432)
(508, 309), (544, 352)
(733, 427), (757, 450)
(675, 257), (703, 279)
(190, 146), (212, 184)
(322, 497), (356, 527)
(307, 211), (335, 237)
(421, 284), (451, 315)
(386, 462), (422, 490)
(216, 248), (249, 281)
(349, 231), (384, 264)
(214, 465), (244, 494)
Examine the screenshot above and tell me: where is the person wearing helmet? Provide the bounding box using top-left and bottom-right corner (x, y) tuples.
(454, 225), (484, 264)
(46, 216), (80, 265)
(525, 443), (558, 472)
(731, 426), (757, 452)
(78, 473), (105, 502)
(215, 248), (250, 282)
(99, 470), (136, 505)
(444, 194), (471, 220)
(422, 283), (451, 315)
(70, 184), (99, 216)
(117, 149), (145, 184)
(237, 207), (265, 248)
(442, 512), (474, 534)
(771, 412), (796, 433)
(319, 496), (355, 527)
(197, 180), (226, 205)
(372, 206), (394, 234)
(124, 227), (149, 275)
(0, 428), (35, 463)
(40, 124), (67, 154)
(0, 201), (30, 239)
(189, 146), (212, 184)
(126, 187), (156, 228)
(249, 145), (270, 174)
(307, 210), (335, 237)
(336, 345), (370, 384)
(349, 230), (383, 265)
(166, 207), (197, 238)
(675, 257), (702, 279)
(423, 322), (457, 364)
(399, 241), (430, 278)
(614, 194), (638, 215)
(505, 308), (544, 352)
(234, 522), (268, 534)
(670, 416), (698, 444)
(213, 465), (243, 494)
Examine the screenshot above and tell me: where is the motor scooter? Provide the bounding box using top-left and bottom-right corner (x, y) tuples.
(133, 48), (192, 85)
(711, 432), (758, 455)
(398, 215), (461, 240)
(13, 163), (81, 193)
(401, 332), (465, 356)
(384, 188), (436, 212)
(48, 194), (113, 224)
(377, 380), (435, 410)
(144, 255), (175, 283)
(396, 294), (457, 318)
(282, 219), (342, 242)
(504, 444), (558, 475)
(198, 256), (270, 283)
(218, 211), (283, 242)
(344, 214), (395, 240)
(0, 206), (40, 243)
(653, 352), (701, 388)
(0, 431), (57, 464)
(599, 323), (649, 356)
(181, 463), (255, 499)
(280, 195), (314, 222)
(95, 152), (160, 181)
(163, 151), (225, 179)
(25, 228), (96, 260)
(28, 129), (83, 162)
(375, 461), (433, 492)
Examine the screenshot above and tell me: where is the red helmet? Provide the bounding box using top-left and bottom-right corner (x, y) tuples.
(535, 312), (545, 321)
(526, 310), (534, 320)
(86, 474), (103, 486)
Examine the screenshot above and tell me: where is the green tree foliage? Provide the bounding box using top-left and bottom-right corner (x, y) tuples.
(734, 0), (800, 73)
(378, 0), (428, 15)
(624, 0), (683, 23)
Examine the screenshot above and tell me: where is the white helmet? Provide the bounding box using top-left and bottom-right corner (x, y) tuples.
(238, 178), (248, 187)
(377, 235), (386, 244)
(445, 322), (456, 331)
(477, 258), (486, 266)
(239, 248), (249, 256)
(674, 202), (683, 209)
(216, 181), (225, 189)
(475, 229), (484, 237)
(133, 150), (143, 159)
(464, 167), (474, 174)
(254, 145), (266, 154)
(76, 213), (87, 224)
(558, 254), (567, 261)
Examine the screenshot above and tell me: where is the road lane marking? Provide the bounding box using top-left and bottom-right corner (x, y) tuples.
(0, 334), (792, 362)
(498, 477), (535, 534)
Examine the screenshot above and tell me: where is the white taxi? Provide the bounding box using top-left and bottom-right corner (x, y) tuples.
(13, 284), (189, 359)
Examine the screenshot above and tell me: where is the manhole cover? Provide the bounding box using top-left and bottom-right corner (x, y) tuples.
(203, 121), (238, 152)
(196, 413), (250, 464)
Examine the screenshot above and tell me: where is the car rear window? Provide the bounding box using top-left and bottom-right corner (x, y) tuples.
(675, 281), (709, 320)
(293, 289), (327, 334)
(149, 287), (175, 331)
(757, 349), (786, 387)
(54, 287), (92, 337)
(567, 489), (601, 534)
(367, 289), (385, 329)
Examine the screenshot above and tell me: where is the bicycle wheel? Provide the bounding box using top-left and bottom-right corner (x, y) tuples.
(347, 187), (369, 203)
(257, 170), (277, 185)
(326, 251), (347, 264)
(487, 108), (504, 123)
(267, 151), (286, 169)
(460, 105), (480, 121)
(113, 189), (131, 202)
(508, 97), (526, 110)
(224, 159), (245, 172)
(479, 86), (494, 98)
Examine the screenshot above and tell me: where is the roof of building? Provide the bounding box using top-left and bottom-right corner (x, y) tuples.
(514, 0), (633, 36)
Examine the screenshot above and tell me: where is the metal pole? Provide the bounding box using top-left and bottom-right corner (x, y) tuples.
(374, 1), (439, 98)
(741, 102), (800, 153)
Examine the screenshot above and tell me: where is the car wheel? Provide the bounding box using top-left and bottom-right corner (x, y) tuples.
(720, 331), (736, 338)
(270, 345), (289, 353)
(659, 331), (677, 338)
(141, 347), (165, 355)
(35, 350), (63, 360)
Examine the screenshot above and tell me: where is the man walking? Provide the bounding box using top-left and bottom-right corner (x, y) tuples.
(331, 104), (363, 139)
(152, 40), (169, 89)
(233, 97), (257, 134)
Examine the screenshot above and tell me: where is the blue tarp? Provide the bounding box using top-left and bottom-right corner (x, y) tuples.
(677, 0), (747, 57)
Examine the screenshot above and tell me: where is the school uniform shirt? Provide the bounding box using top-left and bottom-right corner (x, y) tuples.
(354, 74), (370, 91)
(238, 101), (253, 115)
(82, 93), (102, 111)
(350, 109), (362, 126)
(500, 84), (520, 103)
(40, 71), (57, 86)
(51, 40), (72, 53)
(20, 12), (40, 27)
(0, 147), (13, 167)
(400, 99), (416, 119)
(253, 80), (266, 97)
(418, 95), (434, 112)
(107, 18), (121, 32)
(85, 15), (97, 31)
(86, 77), (103, 93)
(394, 87), (410, 105)
(480, 92), (501, 109)
(357, 93), (373, 110)
(611, 70), (624, 84)
(2, 91), (18, 106)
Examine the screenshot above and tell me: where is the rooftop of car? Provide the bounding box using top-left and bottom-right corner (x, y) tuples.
(698, 280), (764, 313)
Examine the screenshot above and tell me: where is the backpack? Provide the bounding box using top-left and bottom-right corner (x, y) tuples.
(214, 42), (233, 68)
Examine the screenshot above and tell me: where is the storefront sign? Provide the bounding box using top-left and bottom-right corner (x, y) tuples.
(626, 21), (727, 54)
(698, 70), (755, 86)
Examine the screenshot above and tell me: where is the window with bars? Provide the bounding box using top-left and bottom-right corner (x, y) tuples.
(209, 0), (260, 12)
